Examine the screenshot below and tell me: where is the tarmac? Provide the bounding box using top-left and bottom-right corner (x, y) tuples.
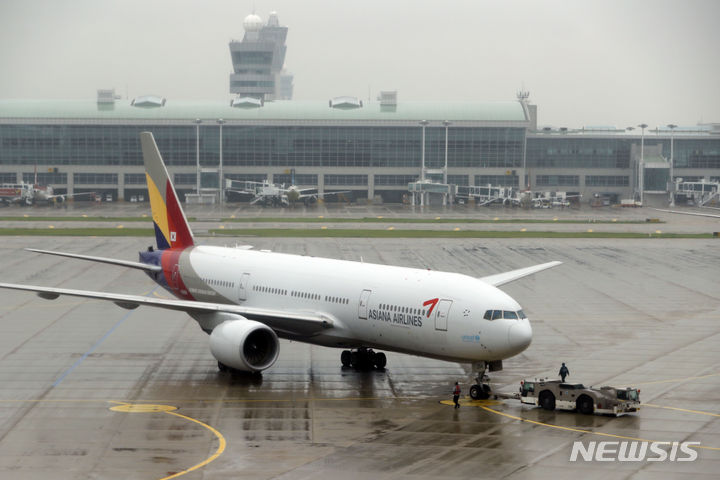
(0, 204), (718, 479)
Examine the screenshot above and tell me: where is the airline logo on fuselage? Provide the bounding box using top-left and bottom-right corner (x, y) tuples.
(367, 298), (439, 328)
(368, 308), (423, 328)
(423, 298), (439, 317)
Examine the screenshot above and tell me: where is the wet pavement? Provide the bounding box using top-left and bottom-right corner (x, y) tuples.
(1, 201), (719, 235)
(0, 233), (718, 479)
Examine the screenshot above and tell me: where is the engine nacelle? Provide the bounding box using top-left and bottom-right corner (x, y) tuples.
(209, 318), (280, 372)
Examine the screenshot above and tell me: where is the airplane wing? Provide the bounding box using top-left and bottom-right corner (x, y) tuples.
(296, 191), (319, 199)
(279, 187), (316, 195)
(479, 261), (562, 287)
(652, 208), (720, 219)
(226, 188), (256, 196)
(303, 190), (351, 201)
(476, 197), (502, 207)
(25, 248), (162, 272)
(0, 282), (334, 337)
(45, 191), (96, 200)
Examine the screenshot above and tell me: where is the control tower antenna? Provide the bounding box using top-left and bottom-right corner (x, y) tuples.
(517, 87), (530, 104)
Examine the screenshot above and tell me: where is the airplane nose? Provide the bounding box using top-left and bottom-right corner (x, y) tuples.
(508, 321), (532, 353)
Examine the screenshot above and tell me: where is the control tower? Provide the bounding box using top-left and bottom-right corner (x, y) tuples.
(229, 12), (294, 101)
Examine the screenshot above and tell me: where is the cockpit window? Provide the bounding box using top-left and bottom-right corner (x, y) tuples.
(491, 310), (502, 320)
(518, 310), (527, 319)
(503, 311), (518, 320)
(483, 310), (492, 320)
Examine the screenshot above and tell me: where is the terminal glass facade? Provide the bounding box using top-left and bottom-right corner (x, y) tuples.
(1, 100), (719, 201)
(526, 137), (631, 168)
(0, 125), (525, 170)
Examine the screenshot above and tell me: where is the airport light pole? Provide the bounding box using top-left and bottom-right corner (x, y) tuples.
(443, 120), (451, 206)
(638, 123), (648, 205)
(419, 120), (429, 206)
(217, 118), (225, 204)
(667, 124), (677, 207)
(626, 127), (637, 199)
(194, 119), (202, 195)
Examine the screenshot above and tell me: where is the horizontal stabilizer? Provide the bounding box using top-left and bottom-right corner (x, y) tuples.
(26, 248), (162, 272)
(479, 261), (562, 287)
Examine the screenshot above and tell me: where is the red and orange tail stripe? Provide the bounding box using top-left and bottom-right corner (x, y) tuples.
(140, 132), (195, 250)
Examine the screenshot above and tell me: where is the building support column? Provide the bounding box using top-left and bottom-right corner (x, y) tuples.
(367, 174), (375, 204)
(318, 174), (325, 199)
(117, 173), (125, 201)
(67, 171), (74, 196)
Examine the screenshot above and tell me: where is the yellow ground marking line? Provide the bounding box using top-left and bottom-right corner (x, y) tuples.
(439, 398), (503, 407)
(0, 396), (424, 404)
(108, 401), (226, 480)
(159, 410), (226, 479)
(478, 404), (720, 451)
(643, 403), (720, 418)
(628, 372), (720, 387)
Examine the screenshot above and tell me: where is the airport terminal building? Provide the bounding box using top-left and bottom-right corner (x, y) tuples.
(1, 10), (718, 205)
(1, 95), (719, 204)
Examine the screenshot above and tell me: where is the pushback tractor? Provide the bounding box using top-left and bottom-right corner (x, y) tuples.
(519, 379), (640, 416)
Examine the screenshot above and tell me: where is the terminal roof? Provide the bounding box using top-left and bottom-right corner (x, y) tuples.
(0, 99), (527, 124)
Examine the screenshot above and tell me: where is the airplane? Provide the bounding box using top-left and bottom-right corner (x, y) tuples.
(226, 170), (350, 207)
(32, 185), (96, 205)
(0, 181), (94, 206)
(0, 132), (561, 399)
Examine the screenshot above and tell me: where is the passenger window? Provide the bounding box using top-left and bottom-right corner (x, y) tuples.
(504, 311), (518, 320)
(483, 310), (492, 320)
(491, 310), (502, 320)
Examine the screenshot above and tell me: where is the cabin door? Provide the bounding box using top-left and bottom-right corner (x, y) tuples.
(434, 300), (453, 331)
(358, 289), (372, 320)
(237, 273), (250, 301)
(170, 264), (180, 291)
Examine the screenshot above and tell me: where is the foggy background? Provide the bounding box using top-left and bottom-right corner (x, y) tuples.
(1, 0), (718, 128)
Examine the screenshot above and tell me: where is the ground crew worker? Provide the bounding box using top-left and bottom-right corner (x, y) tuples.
(453, 382), (461, 408)
(559, 362), (569, 382)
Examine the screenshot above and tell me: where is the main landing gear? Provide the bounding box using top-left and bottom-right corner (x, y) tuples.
(340, 348), (386, 370)
(469, 361), (492, 400)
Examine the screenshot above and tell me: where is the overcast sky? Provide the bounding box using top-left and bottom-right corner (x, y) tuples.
(1, 0), (718, 128)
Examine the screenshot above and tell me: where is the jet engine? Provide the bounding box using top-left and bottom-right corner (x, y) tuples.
(209, 318), (280, 372)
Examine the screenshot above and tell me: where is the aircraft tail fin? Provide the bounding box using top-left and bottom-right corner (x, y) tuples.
(140, 132), (195, 250)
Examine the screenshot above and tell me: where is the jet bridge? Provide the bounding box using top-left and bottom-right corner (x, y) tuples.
(674, 180), (720, 206)
(455, 184), (515, 206)
(408, 181), (456, 206)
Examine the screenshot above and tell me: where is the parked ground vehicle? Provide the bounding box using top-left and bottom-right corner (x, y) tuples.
(519, 379), (640, 416)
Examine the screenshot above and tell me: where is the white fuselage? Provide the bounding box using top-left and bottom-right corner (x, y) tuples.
(170, 246), (533, 364)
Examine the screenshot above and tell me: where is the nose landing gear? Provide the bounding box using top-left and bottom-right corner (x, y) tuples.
(469, 361), (492, 400)
(340, 348), (386, 370)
